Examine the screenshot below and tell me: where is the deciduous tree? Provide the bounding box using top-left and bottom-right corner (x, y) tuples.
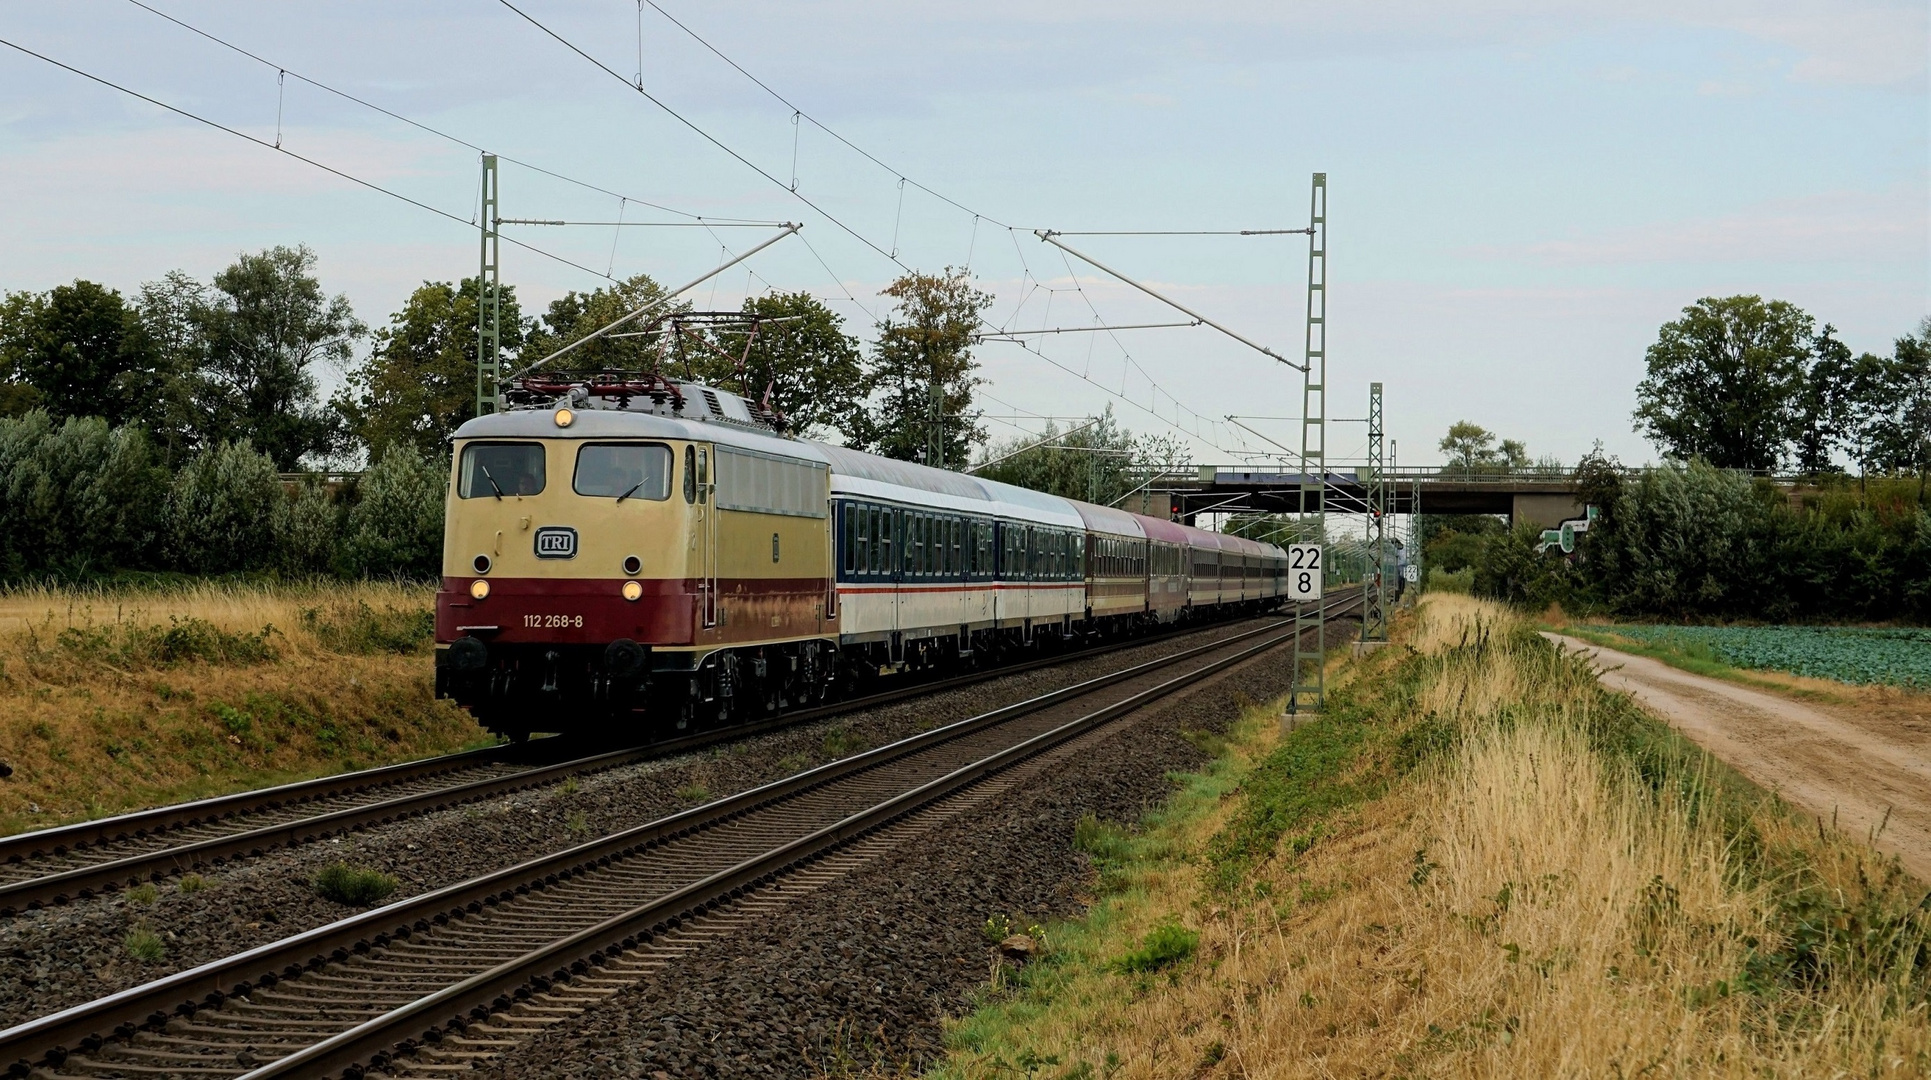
(338, 278), (526, 462)
(975, 406), (1175, 506)
(855, 269), (990, 467)
(193, 246), (363, 469)
(0, 280), (163, 426)
(1438, 421), (1529, 474)
(703, 292), (866, 440)
(1633, 296), (1811, 471)
(521, 273), (682, 376)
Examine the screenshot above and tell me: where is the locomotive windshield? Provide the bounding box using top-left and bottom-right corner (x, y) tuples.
(574, 443), (673, 501)
(458, 442), (546, 498)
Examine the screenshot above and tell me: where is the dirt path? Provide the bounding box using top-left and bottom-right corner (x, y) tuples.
(1544, 633), (1931, 882)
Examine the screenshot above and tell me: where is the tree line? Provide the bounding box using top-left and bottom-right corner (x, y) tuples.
(0, 247), (1002, 581)
(0, 246), (997, 473)
(1634, 297), (1929, 478)
(1446, 455), (1931, 623)
(1422, 298), (1930, 622)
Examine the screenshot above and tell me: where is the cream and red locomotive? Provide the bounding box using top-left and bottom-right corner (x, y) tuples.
(434, 377), (1289, 739)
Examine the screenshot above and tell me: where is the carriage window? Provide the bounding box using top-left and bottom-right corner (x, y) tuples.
(459, 442), (545, 499)
(683, 446), (696, 503)
(574, 443), (672, 500)
(843, 508), (855, 574)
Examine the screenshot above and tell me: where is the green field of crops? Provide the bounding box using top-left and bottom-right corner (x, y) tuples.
(1604, 624), (1931, 688)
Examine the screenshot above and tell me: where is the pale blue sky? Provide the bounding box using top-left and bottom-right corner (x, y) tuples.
(0, 0), (1923, 467)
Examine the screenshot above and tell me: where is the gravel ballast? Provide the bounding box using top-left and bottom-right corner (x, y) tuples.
(465, 627), (1327, 1079)
(0, 619), (1279, 1030)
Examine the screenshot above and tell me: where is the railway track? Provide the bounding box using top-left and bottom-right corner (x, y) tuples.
(0, 595), (1361, 1080)
(0, 602), (1350, 916)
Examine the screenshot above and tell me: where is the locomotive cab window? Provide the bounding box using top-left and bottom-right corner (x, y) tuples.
(574, 443), (672, 500)
(459, 442), (545, 499)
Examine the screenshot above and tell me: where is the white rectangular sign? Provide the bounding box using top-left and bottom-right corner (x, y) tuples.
(1287, 543), (1323, 600)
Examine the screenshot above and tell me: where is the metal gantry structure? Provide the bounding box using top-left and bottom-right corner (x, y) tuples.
(1361, 380), (1389, 643)
(1289, 172), (1328, 715)
(475, 154), (503, 417)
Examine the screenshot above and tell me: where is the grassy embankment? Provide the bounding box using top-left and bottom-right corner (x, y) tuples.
(0, 582), (488, 836)
(934, 595), (1929, 1077)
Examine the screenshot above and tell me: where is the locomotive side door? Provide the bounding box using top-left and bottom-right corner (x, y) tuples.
(698, 446), (718, 629)
(889, 508), (904, 638)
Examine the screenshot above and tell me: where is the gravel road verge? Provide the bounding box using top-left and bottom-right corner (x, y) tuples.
(0, 619), (1276, 1030)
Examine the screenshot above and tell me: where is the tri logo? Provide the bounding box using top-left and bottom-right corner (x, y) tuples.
(534, 526), (578, 560)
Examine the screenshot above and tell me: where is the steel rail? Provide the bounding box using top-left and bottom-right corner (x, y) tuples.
(0, 601), (1360, 1077)
(0, 606), (1331, 914)
(0, 744), (520, 867)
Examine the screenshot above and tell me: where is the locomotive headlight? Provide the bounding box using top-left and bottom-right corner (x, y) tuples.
(554, 408), (575, 428)
(621, 580), (644, 602)
(469, 579), (491, 601)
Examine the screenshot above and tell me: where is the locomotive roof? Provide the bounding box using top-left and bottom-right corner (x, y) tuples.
(452, 408), (831, 465)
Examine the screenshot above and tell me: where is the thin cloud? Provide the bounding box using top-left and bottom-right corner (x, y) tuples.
(1466, 185), (1927, 268)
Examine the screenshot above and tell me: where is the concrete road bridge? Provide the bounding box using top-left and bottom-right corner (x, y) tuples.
(1147, 466), (1586, 529)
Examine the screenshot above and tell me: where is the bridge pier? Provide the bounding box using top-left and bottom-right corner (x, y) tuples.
(1510, 493), (1583, 529)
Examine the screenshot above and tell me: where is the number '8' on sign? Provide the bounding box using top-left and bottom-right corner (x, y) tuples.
(1287, 543), (1323, 600)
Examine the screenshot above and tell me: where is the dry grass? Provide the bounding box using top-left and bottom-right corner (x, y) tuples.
(0, 580), (486, 835)
(933, 595), (1930, 1079)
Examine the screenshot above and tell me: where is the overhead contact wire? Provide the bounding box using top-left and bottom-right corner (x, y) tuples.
(123, 0), (777, 225)
(0, 35), (622, 283)
(496, 1), (1237, 454)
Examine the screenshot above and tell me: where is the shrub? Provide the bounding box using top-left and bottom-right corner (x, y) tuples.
(47, 615), (278, 669)
(341, 445), (446, 578)
(1113, 920), (1199, 973)
(278, 473), (342, 576)
(0, 411), (166, 578)
(312, 861), (398, 906)
(1472, 523), (1579, 609)
(299, 599), (432, 654)
(165, 439), (281, 573)
(1426, 567), (1473, 594)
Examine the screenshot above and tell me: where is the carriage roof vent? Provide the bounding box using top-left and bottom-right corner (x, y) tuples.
(699, 388), (723, 416)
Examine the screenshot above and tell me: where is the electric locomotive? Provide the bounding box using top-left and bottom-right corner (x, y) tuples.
(433, 376), (1289, 740)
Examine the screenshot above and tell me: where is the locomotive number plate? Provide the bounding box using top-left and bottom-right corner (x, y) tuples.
(534, 526), (578, 559)
(523, 614), (585, 628)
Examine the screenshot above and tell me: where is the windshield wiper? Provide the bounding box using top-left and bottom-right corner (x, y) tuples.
(614, 478), (648, 504)
(479, 464), (505, 501)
